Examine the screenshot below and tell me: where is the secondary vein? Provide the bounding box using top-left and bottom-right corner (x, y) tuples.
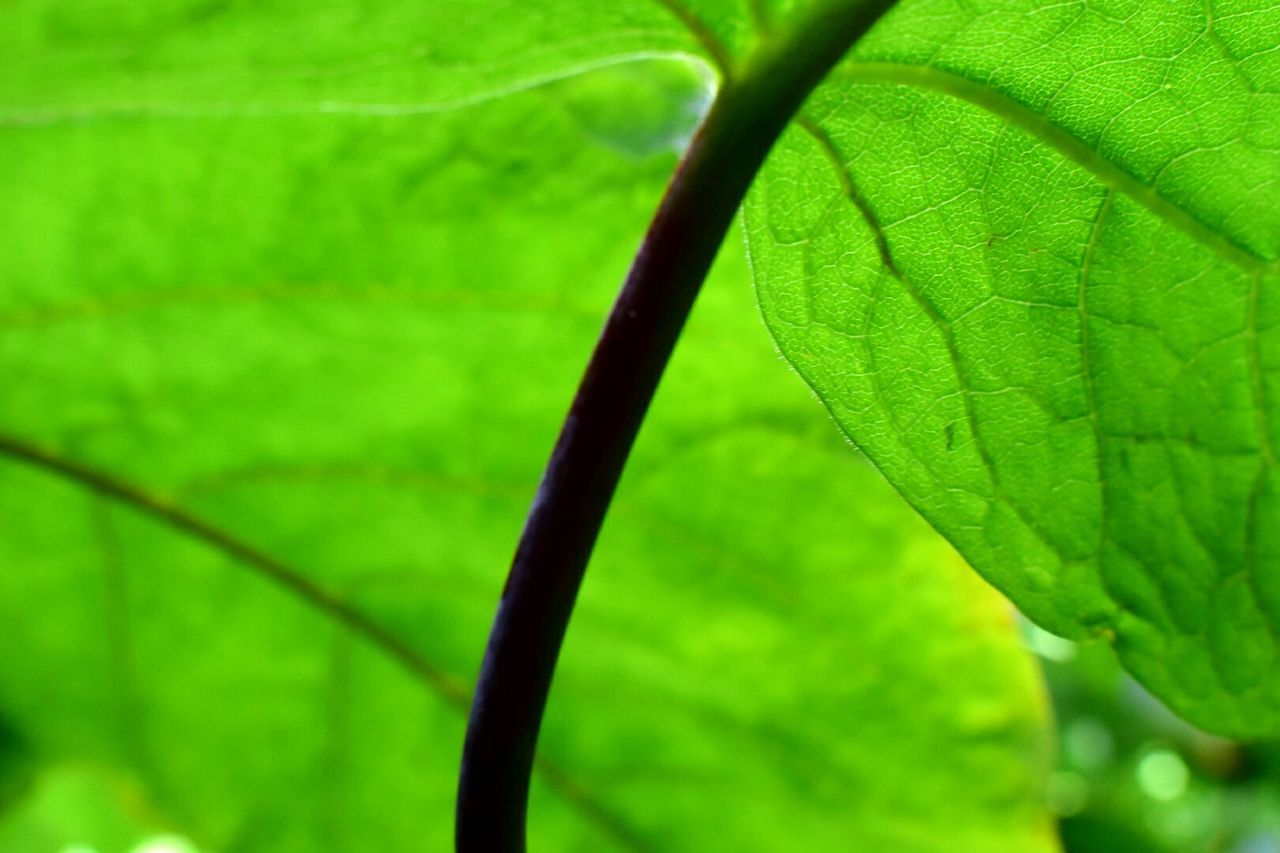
(0, 429), (645, 851)
(833, 61), (1274, 275)
(650, 0), (735, 76)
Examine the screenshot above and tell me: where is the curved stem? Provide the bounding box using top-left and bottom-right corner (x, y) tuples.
(456, 3), (898, 849)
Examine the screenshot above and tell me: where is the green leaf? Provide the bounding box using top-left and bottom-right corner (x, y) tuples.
(0, 24), (1054, 853)
(743, 0), (1280, 737)
(0, 766), (172, 853)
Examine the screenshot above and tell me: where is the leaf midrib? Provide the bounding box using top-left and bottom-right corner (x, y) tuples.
(828, 61), (1275, 275)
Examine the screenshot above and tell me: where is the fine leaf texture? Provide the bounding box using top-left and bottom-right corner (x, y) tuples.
(743, 0), (1280, 736)
(10, 0), (1267, 737)
(1, 27), (1055, 853)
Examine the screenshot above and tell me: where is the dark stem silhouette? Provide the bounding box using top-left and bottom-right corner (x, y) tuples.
(456, 4), (897, 849)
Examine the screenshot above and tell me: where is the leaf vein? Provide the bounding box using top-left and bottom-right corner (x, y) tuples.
(832, 61), (1277, 274)
(0, 430), (648, 851)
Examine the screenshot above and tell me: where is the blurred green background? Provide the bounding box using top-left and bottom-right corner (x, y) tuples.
(1037, 627), (1280, 853)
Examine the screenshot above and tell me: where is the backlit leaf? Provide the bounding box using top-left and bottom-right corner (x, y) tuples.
(1, 15), (1055, 848)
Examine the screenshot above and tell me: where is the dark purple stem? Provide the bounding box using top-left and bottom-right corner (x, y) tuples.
(456, 4), (897, 849)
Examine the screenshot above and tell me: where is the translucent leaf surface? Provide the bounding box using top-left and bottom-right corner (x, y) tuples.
(1, 19), (1055, 851)
(744, 0), (1280, 736)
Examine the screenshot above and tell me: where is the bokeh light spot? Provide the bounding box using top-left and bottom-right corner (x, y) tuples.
(1064, 717), (1114, 770)
(1136, 748), (1189, 801)
(129, 836), (200, 853)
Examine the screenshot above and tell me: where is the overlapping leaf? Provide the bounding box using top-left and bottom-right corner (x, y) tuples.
(1, 15), (1055, 850)
(745, 0), (1280, 735)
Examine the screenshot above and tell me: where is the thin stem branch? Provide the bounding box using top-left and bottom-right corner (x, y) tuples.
(456, 3), (898, 849)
